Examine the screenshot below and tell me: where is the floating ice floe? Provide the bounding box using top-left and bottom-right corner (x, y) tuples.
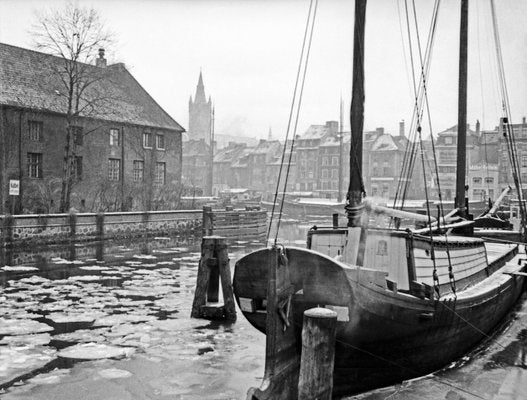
(45, 312), (97, 324)
(58, 343), (135, 360)
(79, 265), (110, 271)
(53, 327), (110, 343)
(132, 254), (157, 260)
(0, 346), (57, 382)
(94, 314), (156, 327)
(28, 368), (70, 385)
(19, 276), (50, 284)
(0, 333), (51, 347)
(68, 275), (103, 282)
(2, 266), (39, 272)
(0, 318), (53, 336)
(98, 368), (133, 379)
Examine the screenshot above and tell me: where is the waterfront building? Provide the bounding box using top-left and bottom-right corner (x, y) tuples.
(0, 42), (184, 213)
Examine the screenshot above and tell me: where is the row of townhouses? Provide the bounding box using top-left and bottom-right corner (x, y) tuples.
(182, 118), (527, 204)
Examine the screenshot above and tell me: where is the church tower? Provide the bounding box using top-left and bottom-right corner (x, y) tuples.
(188, 71), (212, 143)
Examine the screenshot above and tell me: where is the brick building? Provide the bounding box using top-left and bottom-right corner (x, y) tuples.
(0, 43), (184, 213)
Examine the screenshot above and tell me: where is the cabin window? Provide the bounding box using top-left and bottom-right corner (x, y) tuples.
(376, 240), (388, 256)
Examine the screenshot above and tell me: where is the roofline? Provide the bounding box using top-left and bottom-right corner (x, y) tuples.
(0, 41), (185, 133)
(117, 66), (185, 133)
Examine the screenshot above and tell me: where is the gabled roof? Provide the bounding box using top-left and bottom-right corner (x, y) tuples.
(213, 143), (246, 163)
(370, 133), (407, 152)
(0, 42), (183, 132)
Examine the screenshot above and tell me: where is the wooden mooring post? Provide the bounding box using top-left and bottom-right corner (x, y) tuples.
(298, 307), (337, 400)
(191, 236), (236, 321)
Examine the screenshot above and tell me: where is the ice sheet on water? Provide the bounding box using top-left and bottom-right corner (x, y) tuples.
(2, 266), (39, 272)
(58, 343), (135, 360)
(98, 368), (133, 379)
(0, 318), (53, 335)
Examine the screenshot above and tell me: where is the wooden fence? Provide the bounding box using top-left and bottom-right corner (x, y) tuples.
(202, 206), (267, 240)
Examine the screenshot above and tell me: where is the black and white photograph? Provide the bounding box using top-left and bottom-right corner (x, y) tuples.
(1, 0), (527, 399)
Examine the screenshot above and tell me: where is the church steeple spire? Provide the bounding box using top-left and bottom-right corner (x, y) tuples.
(194, 71), (207, 103)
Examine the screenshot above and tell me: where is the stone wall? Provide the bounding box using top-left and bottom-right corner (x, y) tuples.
(0, 210), (202, 246)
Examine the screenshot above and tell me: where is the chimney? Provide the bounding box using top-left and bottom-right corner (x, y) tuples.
(376, 127), (384, 135)
(523, 116), (526, 125)
(326, 121), (338, 135)
(476, 119), (481, 136)
(399, 120), (405, 137)
(96, 48), (107, 68)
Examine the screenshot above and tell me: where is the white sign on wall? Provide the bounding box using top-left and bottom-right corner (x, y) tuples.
(9, 180), (20, 196)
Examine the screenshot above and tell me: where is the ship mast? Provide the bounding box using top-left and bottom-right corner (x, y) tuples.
(346, 0), (367, 227)
(455, 0), (469, 217)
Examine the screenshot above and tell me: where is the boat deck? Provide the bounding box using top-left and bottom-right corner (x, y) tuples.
(443, 244), (525, 300)
(485, 242), (518, 265)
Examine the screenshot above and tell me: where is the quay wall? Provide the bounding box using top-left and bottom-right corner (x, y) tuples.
(0, 210), (202, 246)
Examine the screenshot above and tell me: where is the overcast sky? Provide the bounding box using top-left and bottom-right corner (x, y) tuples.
(1, 0), (527, 140)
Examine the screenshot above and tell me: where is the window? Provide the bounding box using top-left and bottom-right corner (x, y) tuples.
(522, 155), (527, 168)
(156, 134), (165, 150)
(331, 169), (338, 179)
(74, 156), (83, 180)
(28, 121), (43, 141)
(155, 162), (166, 185)
(143, 132), (152, 148)
(72, 126), (83, 145)
(485, 177), (494, 184)
(444, 136), (454, 145)
(321, 169), (328, 179)
(110, 129), (120, 146)
(332, 156), (339, 165)
(108, 158), (121, 181)
(472, 177), (482, 184)
(27, 153), (43, 178)
(133, 160), (144, 182)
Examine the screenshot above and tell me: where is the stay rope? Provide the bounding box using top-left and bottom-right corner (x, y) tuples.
(267, 0), (318, 244)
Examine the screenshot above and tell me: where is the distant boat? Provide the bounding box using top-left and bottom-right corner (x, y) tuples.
(233, 0), (527, 397)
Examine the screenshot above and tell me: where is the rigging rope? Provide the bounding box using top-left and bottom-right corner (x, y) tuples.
(274, 0), (319, 245)
(489, 0), (527, 239)
(267, 0), (317, 243)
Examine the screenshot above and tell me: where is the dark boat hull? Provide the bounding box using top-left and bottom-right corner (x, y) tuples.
(233, 247), (526, 396)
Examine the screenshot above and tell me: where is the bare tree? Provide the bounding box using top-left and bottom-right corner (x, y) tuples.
(31, 2), (113, 212)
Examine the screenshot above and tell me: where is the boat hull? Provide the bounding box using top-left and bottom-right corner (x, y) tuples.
(233, 247), (526, 395)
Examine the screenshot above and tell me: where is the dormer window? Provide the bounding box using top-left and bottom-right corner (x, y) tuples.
(110, 129), (120, 146)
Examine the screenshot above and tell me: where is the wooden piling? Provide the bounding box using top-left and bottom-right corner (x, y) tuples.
(298, 307), (337, 400)
(202, 206), (213, 236)
(68, 211), (77, 238)
(191, 236), (236, 321)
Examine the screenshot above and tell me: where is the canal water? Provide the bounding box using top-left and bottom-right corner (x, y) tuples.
(0, 221), (311, 400)
(1, 219), (526, 399)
